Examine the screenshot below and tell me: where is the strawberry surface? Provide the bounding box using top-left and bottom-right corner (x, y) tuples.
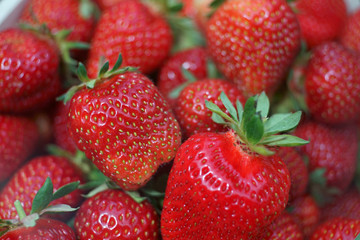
(340, 9), (360, 53)
(310, 217), (360, 240)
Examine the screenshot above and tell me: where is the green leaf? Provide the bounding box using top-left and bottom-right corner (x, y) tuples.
(40, 204), (79, 215)
(256, 92), (270, 119)
(56, 85), (78, 103)
(210, 0), (226, 8)
(251, 145), (274, 156)
(140, 189), (165, 198)
(98, 61), (109, 77)
(85, 79), (97, 89)
(355, 233), (360, 240)
(64, 41), (90, 50)
(310, 168), (327, 187)
(205, 100), (232, 122)
(261, 134), (309, 146)
(220, 92), (238, 121)
(125, 191), (147, 203)
(236, 99), (243, 124)
(55, 29), (72, 40)
(166, 0), (183, 12)
(264, 111), (302, 135)
(77, 62), (90, 82)
(243, 114), (264, 145)
(181, 67), (197, 83)
(110, 54), (123, 72)
(79, 0), (96, 19)
(211, 112), (226, 124)
(53, 181), (80, 201)
(30, 178), (54, 214)
(169, 82), (189, 99)
(242, 96), (257, 124)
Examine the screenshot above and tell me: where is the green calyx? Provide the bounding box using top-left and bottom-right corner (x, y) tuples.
(205, 92), (309, 156)
(57, 53), (138, 103)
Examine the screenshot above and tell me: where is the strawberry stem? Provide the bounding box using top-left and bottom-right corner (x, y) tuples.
(14, 200), (26, 220)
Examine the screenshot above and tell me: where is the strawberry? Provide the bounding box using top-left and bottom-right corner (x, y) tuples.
(340, 9), (360, 53)
(0, 29), (61, 113)
(304, 42), (360, 125)
(181, 0), (214, 33)
(161, 92), (308, 239)
(174, 78), (245, 139)
(0, 115), (40, 183)
(64, 54), (181, 190)
(86, 0), (173, 77)
(0, 155), (84, 220)
(294, 120), (358, 195)
(310, 217), (360, 240)
(93, 0), (125, 11)
(74, 189), (159, 239)
(277, 147), (308, 201)
(157, 47), (208, 108)
(205, 0), (301, 97)
(293, 0), (347, 48)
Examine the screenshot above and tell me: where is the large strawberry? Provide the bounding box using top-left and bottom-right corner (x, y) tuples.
(304, 42), (360, 125)
(64, 54), (181, 190)
(86, 0), (173, 77)
(74, 189), (159, 239)
(0, 115), (40, 183)
(340, 9), (360, 53)
(0, 29), (61, 113)
(206, 0), (301, 97)
(310, 217), (360, 240)
(161, 92), (308, 239)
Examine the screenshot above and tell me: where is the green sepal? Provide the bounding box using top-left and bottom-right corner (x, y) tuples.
(77, 62), (90, 82)
(355, 233), (360, 240)
(261, 134), (309, 146)
(243, 113), (264, 146)
(211, 112), (226, 124)
(30, 178), (54, 214)
(79, 0), (96, 19)
(64, 41), (90, 50)
(220, 92), (238, 122)
(251, 145), (275, 156)
(181, 67), (197, 83)
(98, 61), (109, 77)
(264, 111), (302, 135)
(242, 96), (257, 124)
(125, 191), (147, 204)
(53, 181), (80, 201)
(56, 85), (80, 103)
(256, 92), (270, 119)
(39, 204), (79, 215)
(205, 100), (233, 123)
(21, 213), (39, 228)
(110, 54), (123, 72)
(166, 0), (183, 12)
(236, 99), (243, 124)
(210, 0), (226, 8)
(169, 67), (197, 99)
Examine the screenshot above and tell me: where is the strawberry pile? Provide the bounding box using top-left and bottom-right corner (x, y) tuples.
(1, 0), (360, 239)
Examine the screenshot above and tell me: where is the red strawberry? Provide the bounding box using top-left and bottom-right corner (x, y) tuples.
(340, 9), (360, 53)
(206, 0), (301, 97)
(0, 155), (84, 220)
(93, 0), (125, 11)
(310, 217), (360, 240)
(0, 29), (61, 113)
(66, 55), (181, 190)
(294, 120), (358, 194)
(304, 42), (360, 125)
(289, 195), (320, 238)
(74, 189), (159, 239)
(0, 218), (76, 240)
(161, 92), (308, 239)
(259, 211), (304, 240)
(86, 0), (173, 77)
(181, 0), (214, 33)
(0, 115), (39, 183)
(157, 47), (208, 108)
(293, 0), (347, 48)
(174, 78), (245, 139)
(277, 147), (308, 201)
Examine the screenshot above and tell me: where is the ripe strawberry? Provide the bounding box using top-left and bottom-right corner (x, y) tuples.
(157, 47), (208, 108)
(277, 147), (308, 201)
(74, 189), (159, 239)
(0, 29), (61, 113)
(93, 0), (125, 11)
(310, 217), (360, 240)
(304, 42), (360, 125)
(0, 155), (84, 220)
(206, 0), (301, 97)
(65, 55), (181, 190)
(340, 9), (360, 53)
(174, 79), (245, 139)
(0, 115), (39, 183)
(0, 218), (76, 239)
(293, 0), (347, 48)
(161, 92), (308, 239)
(86, 0), (173, 77)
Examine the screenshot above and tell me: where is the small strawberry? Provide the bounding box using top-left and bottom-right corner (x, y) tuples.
(0, 115), (40, 183)
(206, 0), (301, 97)
(74, 189), (159, 239)
(86, 0), (173, 77)
(304, 42), (360, 125)
(293, 0), (347, 48)
(174, 78), (245, 139)
(161, 92), (308, 239)
(340, 8), (360, 53)
(310, 217), (360, 240)
(63, 54), (181, 190)
(0, 155), (84, 220)
(0, 29), (61, 113)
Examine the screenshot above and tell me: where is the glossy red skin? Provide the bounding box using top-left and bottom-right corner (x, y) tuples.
(294, 0), (347, 48)
(68, 72), (181, 190)
(161, 131), (291, 239)
(310, 217), (360, 240)
(74, 189), (159, 239)
(277, 147), (308, 201)
(0, 218), (76, 240)
(294, 120), (358, 193)
(0, 115), (39, 183)
(206, 0), (300, 97)
(94, 0), (127, 11)
(259, 211), (304, 240)
(20, 0), (95, 43)
(340, 9), (360, 53)
(174, 79), (245, 139)
(0, 29), (61, 113)
(289, 195), (320, 238)
(86, 0), (172, 77)
(305, 42), (360, 125)
(0, 155), (84, 220)
(157, 47), (208, 108)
